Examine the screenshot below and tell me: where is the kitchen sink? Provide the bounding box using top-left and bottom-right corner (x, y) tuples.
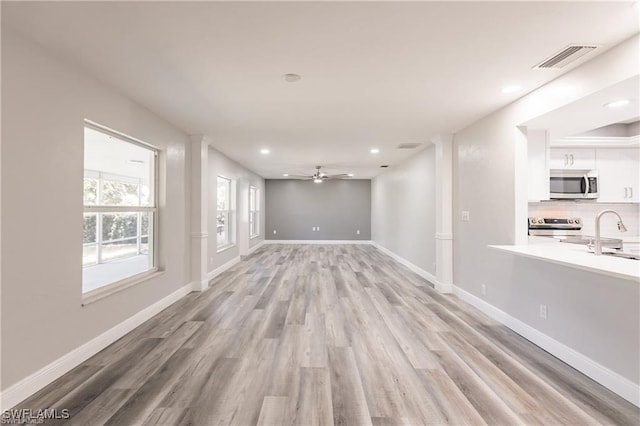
(557, 236), (624, 250)
(603, 252), (640, 261)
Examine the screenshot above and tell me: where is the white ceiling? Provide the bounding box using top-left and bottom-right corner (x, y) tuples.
(524, 76), (639, 140)
(4, 1), (639, 178)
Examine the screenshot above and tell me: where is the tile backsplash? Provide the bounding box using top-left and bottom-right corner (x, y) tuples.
(529, 202), (640, 241)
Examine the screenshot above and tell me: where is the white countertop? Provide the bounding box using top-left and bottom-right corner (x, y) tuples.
(490, 238), (640, 282)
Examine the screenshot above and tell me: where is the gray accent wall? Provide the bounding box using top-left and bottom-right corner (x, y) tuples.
(265, 179), (371, 240)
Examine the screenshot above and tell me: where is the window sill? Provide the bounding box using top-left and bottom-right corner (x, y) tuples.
(81, 268), (164, 306)
(250, 234), (260, 240)
(217, 243), (236, 253)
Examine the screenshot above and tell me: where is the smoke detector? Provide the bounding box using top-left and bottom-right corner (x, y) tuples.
(283, 73), (302, 82)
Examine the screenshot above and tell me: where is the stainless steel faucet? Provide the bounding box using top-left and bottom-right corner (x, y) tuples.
(594, 209), (628, 255)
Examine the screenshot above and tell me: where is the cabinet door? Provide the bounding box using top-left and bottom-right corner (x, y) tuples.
(569, 148), (597, 169)
(527, 129), (549, 201)
(550, 148), (596, 169)
(596, 148), (640, 203)
(549, 148), (571, 169)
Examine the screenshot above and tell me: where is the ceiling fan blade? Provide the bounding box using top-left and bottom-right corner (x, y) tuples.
(287, 174), (313, 179)
(326, 174), (351, 179)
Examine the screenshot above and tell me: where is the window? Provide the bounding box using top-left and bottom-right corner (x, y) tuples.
(83, 123), (157, 294)
(217, 176), (233, 249)
(249, 186), (259, 238)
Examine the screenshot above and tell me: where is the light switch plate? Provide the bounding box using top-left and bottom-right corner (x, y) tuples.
(461, 211), (470, 221)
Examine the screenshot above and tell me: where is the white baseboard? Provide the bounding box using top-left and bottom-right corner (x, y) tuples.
(0, 282), (194, 411)
(248, 240), (265, 255)
(264, 240), (372, 244)
(207, 256), (241, 282)
(453, 285), (640, 407)
(371, 241), (452, 293)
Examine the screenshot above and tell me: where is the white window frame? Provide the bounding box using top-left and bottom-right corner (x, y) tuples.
(249, 185), (259, 239)
(82, 121), (159, 301)
(216, 176), (235, 251)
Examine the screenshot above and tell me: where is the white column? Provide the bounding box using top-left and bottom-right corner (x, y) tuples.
(514, 126), (530, 245)
(190, 135), (210, 292)
(432, 134), (454, 293)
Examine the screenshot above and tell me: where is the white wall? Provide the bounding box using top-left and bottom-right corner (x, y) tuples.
(208, 147), (265, 271)
(372, 146), (436, 274)
(1, 29), (192, 390)
(453, 34), (640, 388)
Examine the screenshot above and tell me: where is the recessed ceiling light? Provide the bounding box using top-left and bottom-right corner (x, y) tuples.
(283, 73), (302, 83)
(604, 99), (631, 108)
(370, 148), (380, 154)
(347, 173), (354, 177)
(501, 85), (521, 94)
(283, 173), (289, 177)
(260, 148), (270, 154)
(313, 178), (322, 183)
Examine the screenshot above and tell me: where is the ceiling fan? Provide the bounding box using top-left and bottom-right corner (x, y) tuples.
(287, 166), (352, 183)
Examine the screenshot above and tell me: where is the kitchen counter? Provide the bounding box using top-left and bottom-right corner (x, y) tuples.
(490, 238), (640, 282)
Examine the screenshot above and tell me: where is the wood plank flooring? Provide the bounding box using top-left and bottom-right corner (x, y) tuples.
(14, 244), (639, 425)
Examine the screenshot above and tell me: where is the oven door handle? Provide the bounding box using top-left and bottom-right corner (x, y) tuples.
(583, 175), (589, 197)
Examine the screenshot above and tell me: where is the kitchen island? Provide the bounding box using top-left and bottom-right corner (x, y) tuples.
(490, 238), (640, 282)
(481, 237), (640, 407)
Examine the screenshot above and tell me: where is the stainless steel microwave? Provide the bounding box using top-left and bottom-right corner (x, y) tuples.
(550, 170), (599, 199)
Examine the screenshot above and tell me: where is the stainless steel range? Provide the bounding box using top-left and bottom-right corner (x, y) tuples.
(528, 217), (582, 237)
(528, 217), (623, 250)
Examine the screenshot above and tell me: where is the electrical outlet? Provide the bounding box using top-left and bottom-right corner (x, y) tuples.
(481, 284), (486, 295)
(461, 211), (470, 221)
(539, 304), (548, 319)
(356, 229), (360, 235)
(273, 229), (277, 235)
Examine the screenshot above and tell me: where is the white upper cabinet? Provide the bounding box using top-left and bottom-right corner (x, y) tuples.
(596, 148), (640, 203)
(549, 148), (596, 170)
(527, 129), (549, 201)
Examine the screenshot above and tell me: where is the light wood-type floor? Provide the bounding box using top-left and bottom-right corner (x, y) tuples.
(15, 244), (639, 425)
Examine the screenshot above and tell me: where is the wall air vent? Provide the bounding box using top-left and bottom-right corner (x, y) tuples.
(396, 143), (423, 150)
(534, 45), (597, 69)
(380, 165), (389, 168)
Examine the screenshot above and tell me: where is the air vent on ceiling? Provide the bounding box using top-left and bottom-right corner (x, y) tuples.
(396, 142), (423, 150)
(533, 44), (597, 69)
